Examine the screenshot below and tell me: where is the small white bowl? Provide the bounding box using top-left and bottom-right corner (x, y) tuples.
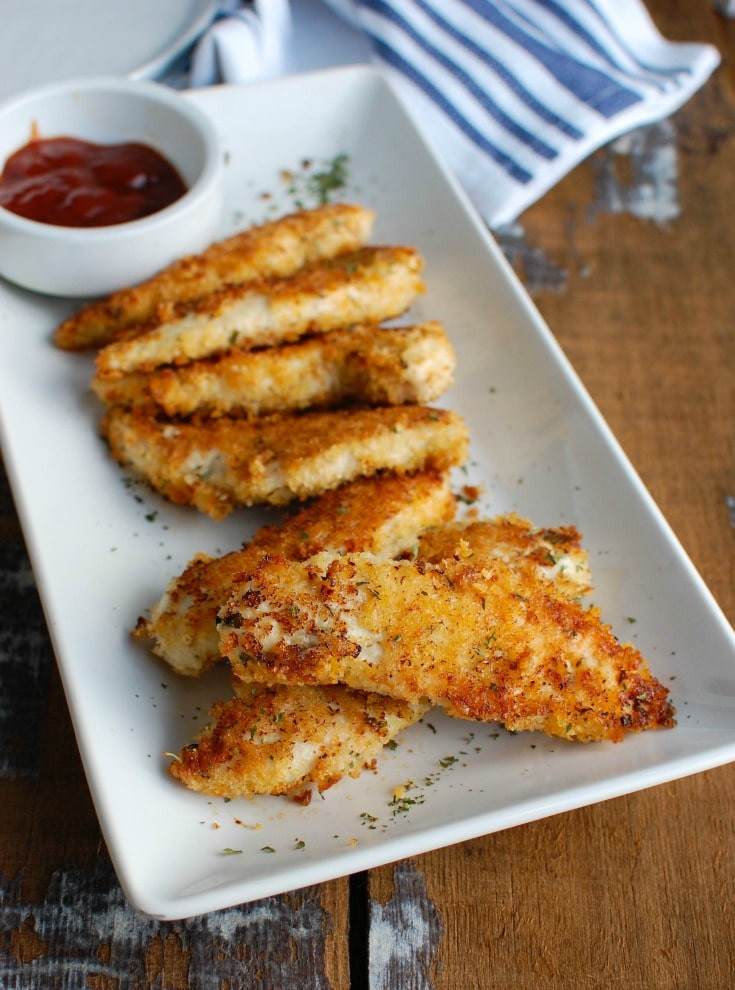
(0, 76), (225, 297)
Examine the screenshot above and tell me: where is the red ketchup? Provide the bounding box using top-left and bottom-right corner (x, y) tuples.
(0, 136), (187, 227)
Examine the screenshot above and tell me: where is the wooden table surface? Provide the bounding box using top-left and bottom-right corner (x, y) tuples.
(2, 3), (735, 987)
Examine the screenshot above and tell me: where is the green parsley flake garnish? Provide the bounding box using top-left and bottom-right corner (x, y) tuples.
(308, 153), (349, 204)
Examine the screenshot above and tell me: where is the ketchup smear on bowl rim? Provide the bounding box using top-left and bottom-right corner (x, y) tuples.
(0, 135), (187, 228)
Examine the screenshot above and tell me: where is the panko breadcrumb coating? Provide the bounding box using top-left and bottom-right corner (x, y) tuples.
(102, 404), (469, 519)
(94, 246), (424, 378)
(135, 469), (456, 676)
(92, 321), (456, 418)
(220, 550), (675, 743)
(168, 682), (429, 801)
(54, 203), (375, 350)
(416, 514), (592, 600)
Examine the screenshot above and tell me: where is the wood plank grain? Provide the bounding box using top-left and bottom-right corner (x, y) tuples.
(366, 861), (444, 990)
(371, 769), (735, 990)
(523, 101), (735, 620)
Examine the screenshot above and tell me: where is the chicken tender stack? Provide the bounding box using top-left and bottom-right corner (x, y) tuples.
(162, 469), (455, 801)
(162, 493), (610, 801)
(163, 500), (672, 802)
(60, 202), (468, 518)
(53, 202), (471, 800)
(55, 201), (675, 807)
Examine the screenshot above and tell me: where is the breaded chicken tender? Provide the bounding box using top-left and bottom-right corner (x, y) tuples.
(102, 405), (469, 520)
(54, 204), (375, 350)
(93, 322), (456, 418)
(164, 511), (602, 800)
(168, 682), (429, 801)
(416, 515), (592, 599)
(134, 470), (456, 676)
(220, 551), (675, 743)
(94, 246), (424, 379)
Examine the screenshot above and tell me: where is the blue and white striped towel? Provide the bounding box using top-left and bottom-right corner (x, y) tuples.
(188, 0), (292, 86)
(191, 0), (720, 228)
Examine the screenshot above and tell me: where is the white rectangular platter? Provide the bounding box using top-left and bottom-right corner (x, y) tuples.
(2, 66), (735, 920)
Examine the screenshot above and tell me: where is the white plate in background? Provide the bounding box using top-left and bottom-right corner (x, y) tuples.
(1, 66), (735, 919)
(0, 0), (218, 103)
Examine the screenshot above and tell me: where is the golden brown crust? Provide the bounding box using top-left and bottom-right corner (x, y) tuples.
(249, 468), (456, 560)
(134, 469), (456, 676)
(92, 322), (456, 418)
(94, 246), (424, 379)
(416, 514), (592, 599)
(102, 404), (469, 519)
(168, 683), (429, 800)
(54, 203), (375, 350)
(220, 550), (675, 743)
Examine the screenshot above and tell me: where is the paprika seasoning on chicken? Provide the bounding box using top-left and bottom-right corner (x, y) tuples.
(0, 135), (187, 227)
